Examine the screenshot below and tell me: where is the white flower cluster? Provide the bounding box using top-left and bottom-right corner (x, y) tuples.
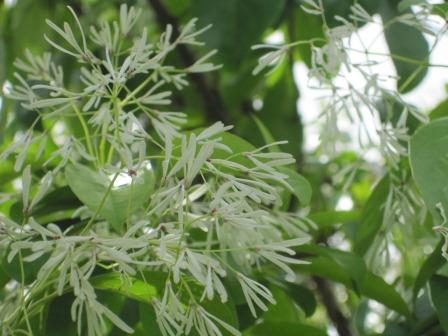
(253, 1), (446, 265)
(0, 5), (312, 336)
(253, 1), (442, 165)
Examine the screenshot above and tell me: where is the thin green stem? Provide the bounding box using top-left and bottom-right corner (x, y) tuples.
(121, 75), (154, 106)
(346, 47), (448, 68)
(72, 103), (96, 162)
(80, 173), (119, 234)
(18, 251), (33, 335)
(107, 95), (121, 164)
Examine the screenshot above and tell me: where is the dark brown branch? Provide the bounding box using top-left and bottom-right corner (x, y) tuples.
(146, 0), (229, 123)
(313, 276), (353, 336)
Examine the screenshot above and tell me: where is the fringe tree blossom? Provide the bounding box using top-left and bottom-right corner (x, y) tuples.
(253, 2), (446, 266)
(0, 5), (312, 336)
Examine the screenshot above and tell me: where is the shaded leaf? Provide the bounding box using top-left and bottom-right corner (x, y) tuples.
(256, 66), (302, 159)
(284, 283), (317, 317)
(410, 118), (448, 221)
(413, 239), (445, 300)
(139, 302), (163, 336)
(353, 175), (390, 256)
(190, 0), (286, 68)
(429, 275), (448, 334)
(262, 285), (301, 323)
(2, 248), (47, 285)
(294, 6), (325, 67)
(309, 210), (360, 229)
(295, 244), (410, 316)
(65, 163), (154, 232)
(380, 1), (429, 93)
(429, 98), (448, 121)
(280, 167), (312, 206)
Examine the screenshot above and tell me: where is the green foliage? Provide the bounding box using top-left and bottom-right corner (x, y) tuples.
(353, 176), (389, 256)
(0, 0), (447, 335)
(429, 275), (448, 334)
(410, 118), (448, 221)
(90, 273), (159, 303)
(295, 244), (410, 316)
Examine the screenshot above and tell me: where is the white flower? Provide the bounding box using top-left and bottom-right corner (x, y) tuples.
(236, 273), (276, 317)
(119, 4), (141, 36)
(29, 171), (53, 211)
(252, 44), (289, 75)
(301, 0), (323, 15)
(22, 165), (32, 211)
(184, 304), (241, 336)
(350, 4), (374, 23)
(152, 297), (183, 336)
(257, 238), (311, 279)
(3, 5), (319, 335)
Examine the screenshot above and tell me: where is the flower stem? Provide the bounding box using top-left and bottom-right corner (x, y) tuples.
(72, 103), (96, 163)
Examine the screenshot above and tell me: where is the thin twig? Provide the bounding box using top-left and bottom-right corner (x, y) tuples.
(313, 276), (353, 336)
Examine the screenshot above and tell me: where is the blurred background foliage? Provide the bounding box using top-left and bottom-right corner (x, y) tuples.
(1, 0), (448, 335)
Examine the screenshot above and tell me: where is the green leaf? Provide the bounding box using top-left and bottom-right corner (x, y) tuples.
(94, 272), (239, 336)
(360, 272), (411, 317)
(0, 265), (10, 289)
(31, 186), (81, 224)
(398, 0), (423, 12)
(413, 239), (445, 300)
(429, 98), (448, 121)
(213, 132), (256, 162)
(383, 322), (410, 336)
(0, 11), (6, 143)
(309, 210), (360, 229)
(3, 0), (50, 79)
(432, 3), (448, 19)
(251, 115), (280, 152)
(295, 255), (352, 287)
(255, 66), (302, 159)
(284, 283), (317, 317)
(279, 167), (312, 206)
(162, 0), (191, 16)
(243, 321), (327, 336)
(90, 273), (158, 303)
(190, 0), (286, 68)
(353, 176), (390, 256)
(294, 6), (325, 68)
(380, 1), (429, 93)
(295, 245), (411, 316)
(139, 302), (163, 336)
(262, 285), (301, 323)
(45, 294), (77, 336)
(2, 248), (47, 285)
(322, 0), (381, 26)
(65, 163), (154, 232)
(429, 275), (448, 334)
(410, 118), (448, 222)
(9, 186), (81, 225)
